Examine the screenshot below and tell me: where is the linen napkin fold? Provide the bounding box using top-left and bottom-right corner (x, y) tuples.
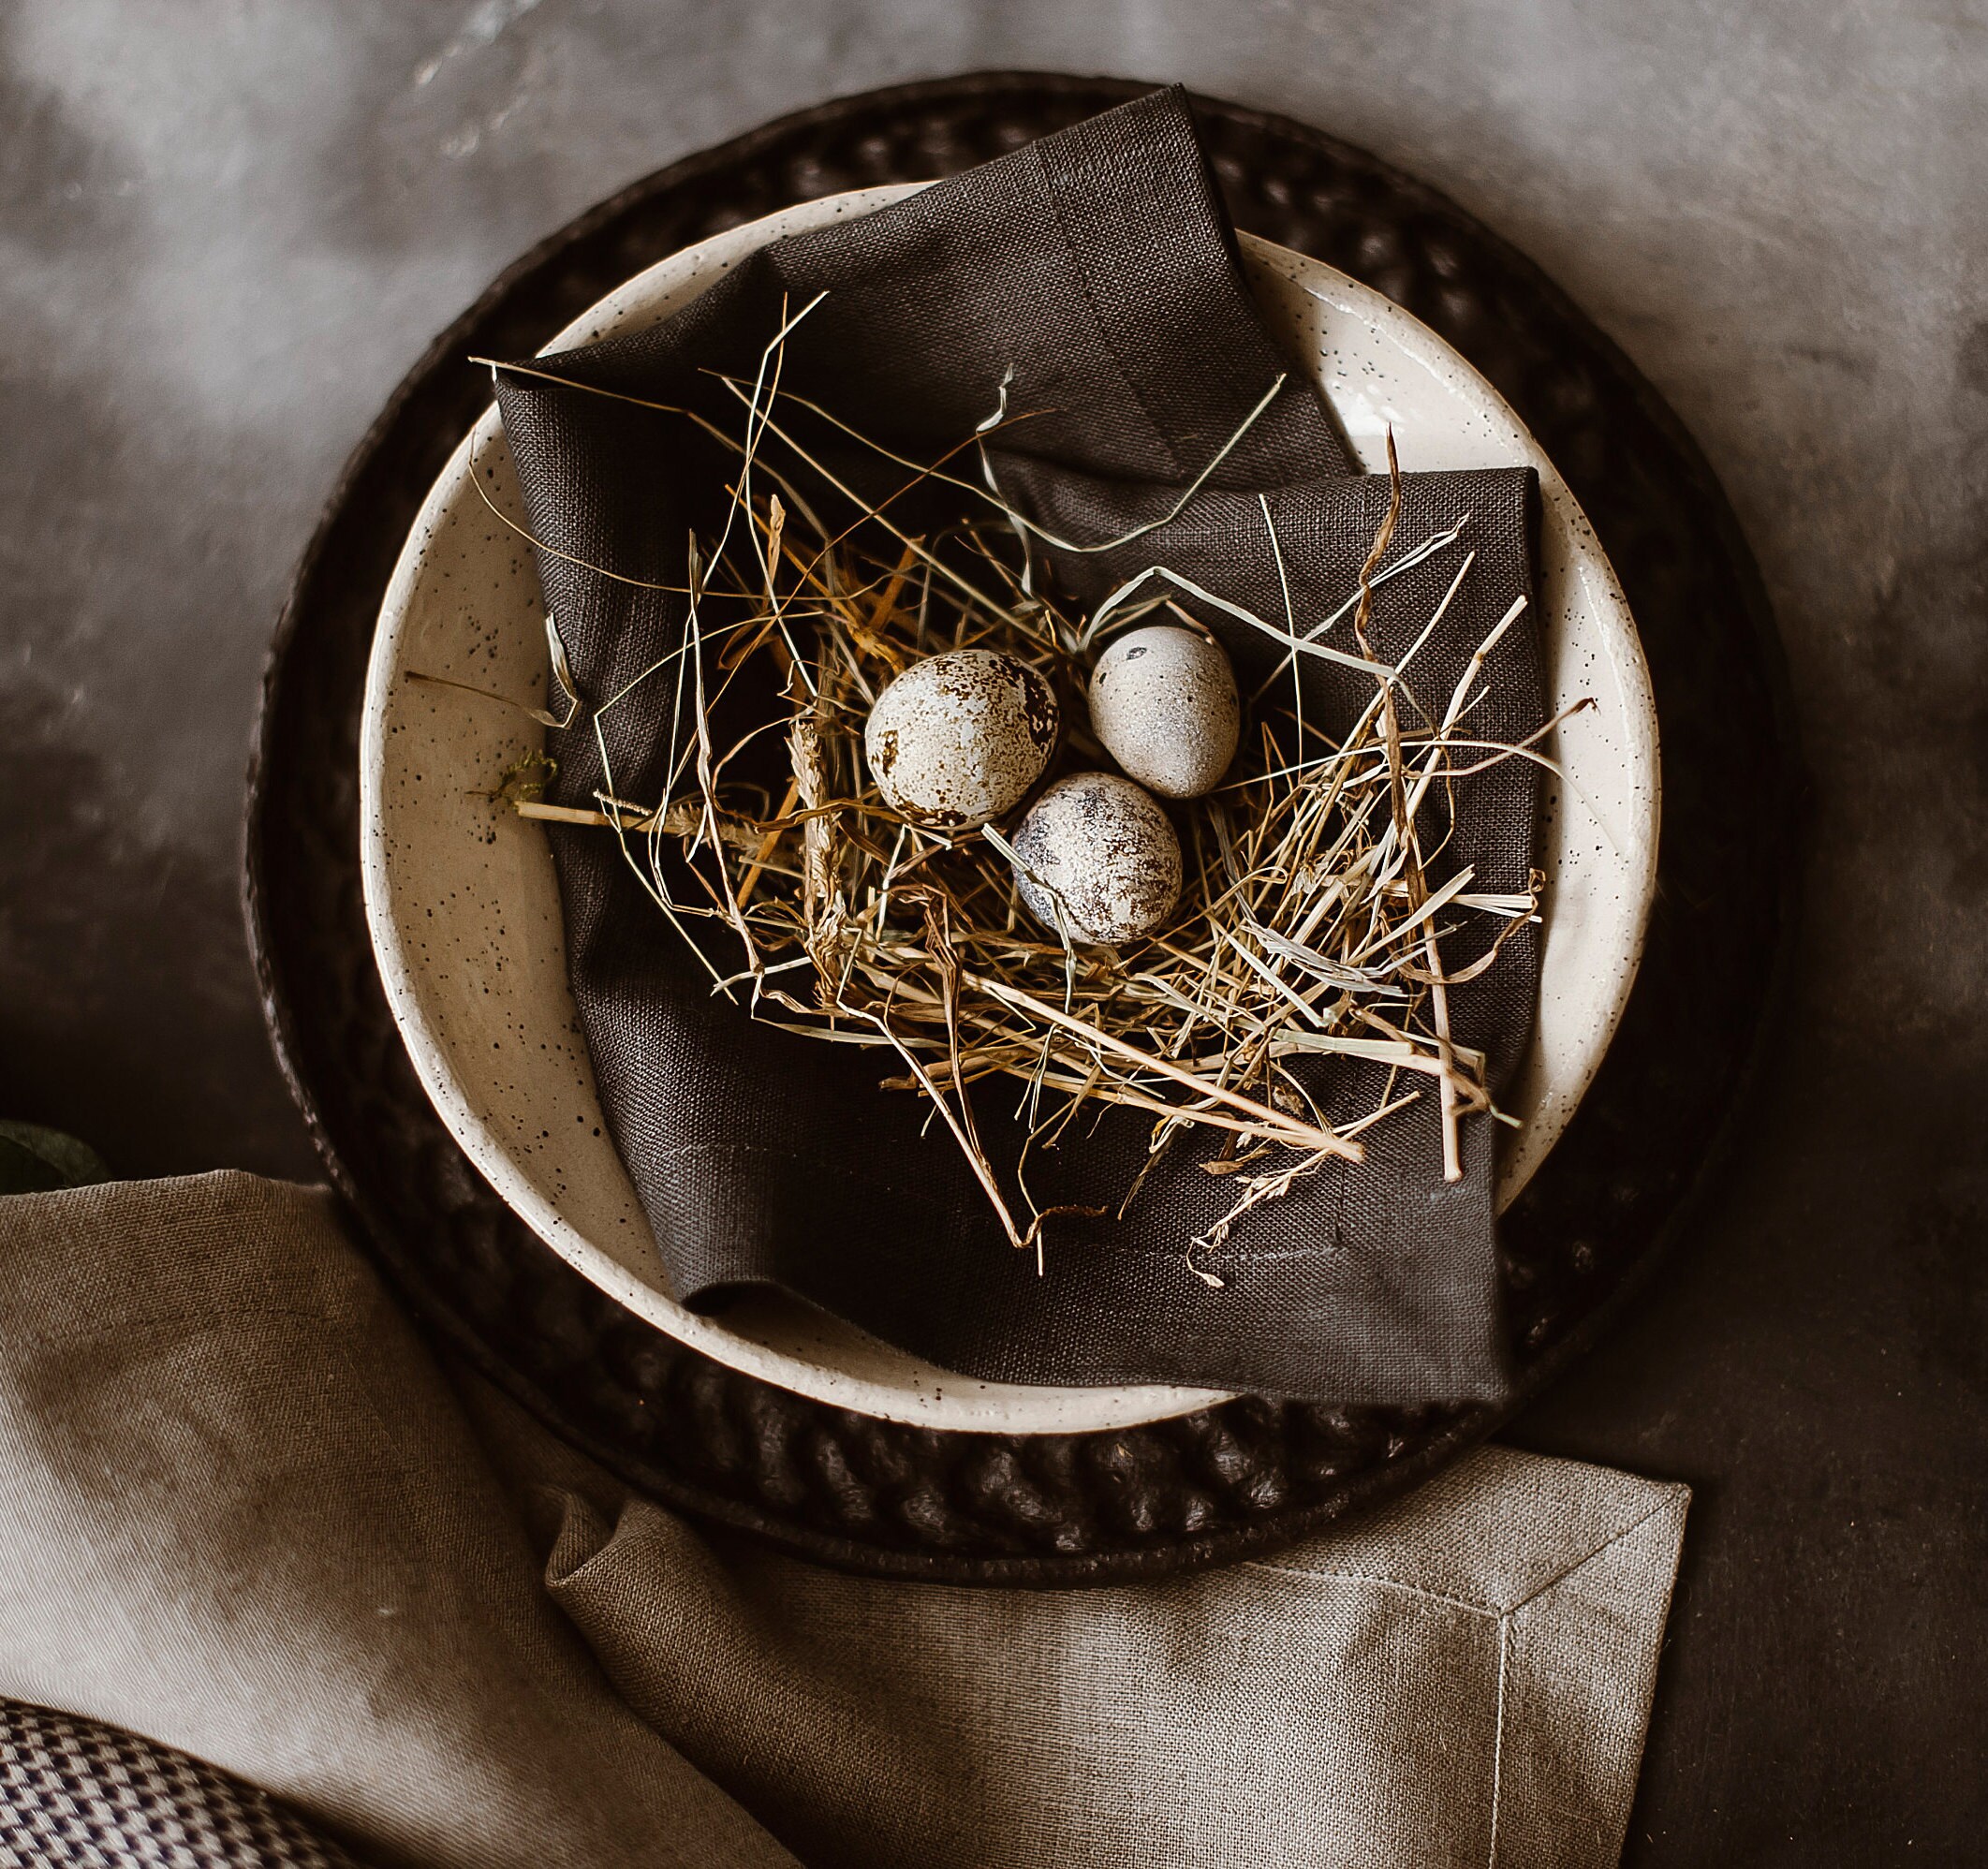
(0, 1172), (1685, 1869)
(493, 85), (1545, 1406)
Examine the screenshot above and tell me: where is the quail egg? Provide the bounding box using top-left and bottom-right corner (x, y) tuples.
(864, 648), (1058, 829)
(1011, 772), (1183, 945)
(1087, 625), (1240, 799)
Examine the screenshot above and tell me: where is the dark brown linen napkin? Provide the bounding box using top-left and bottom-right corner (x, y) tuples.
(492, 87), (1543, 1404)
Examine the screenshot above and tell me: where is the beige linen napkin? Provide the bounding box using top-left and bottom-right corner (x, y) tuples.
(0, 1173), (1686, 1869)
(0, 1172), (788, 1869)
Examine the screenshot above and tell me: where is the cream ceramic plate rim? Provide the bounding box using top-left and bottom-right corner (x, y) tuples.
(361, 183), (1659, 1434)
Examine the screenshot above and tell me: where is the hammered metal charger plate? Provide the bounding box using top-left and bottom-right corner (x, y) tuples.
(246, 70), (1799, 1584)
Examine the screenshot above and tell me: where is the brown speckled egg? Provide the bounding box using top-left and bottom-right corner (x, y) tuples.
(864, 648), (1059, 829)
(1088, 625), (1240, 799)
(1011, 773), (1183, 945)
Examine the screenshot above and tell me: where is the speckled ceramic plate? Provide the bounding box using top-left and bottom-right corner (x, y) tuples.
(359, 186), (1658, 1435)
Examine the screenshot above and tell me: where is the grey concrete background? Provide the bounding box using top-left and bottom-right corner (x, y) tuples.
(2, 1), (1982, 1861)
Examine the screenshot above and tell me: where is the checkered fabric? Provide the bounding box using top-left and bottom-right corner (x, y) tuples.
(0, 1700), (363, 1869)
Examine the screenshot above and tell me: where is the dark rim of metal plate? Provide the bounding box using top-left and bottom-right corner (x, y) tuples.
(243, 70), (1803, 1586)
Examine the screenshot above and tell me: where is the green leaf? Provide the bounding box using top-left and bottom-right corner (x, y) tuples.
(0, 1124), (112, 1196)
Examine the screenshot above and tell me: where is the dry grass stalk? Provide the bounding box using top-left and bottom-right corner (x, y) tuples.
(476, 315), (1551, 1266)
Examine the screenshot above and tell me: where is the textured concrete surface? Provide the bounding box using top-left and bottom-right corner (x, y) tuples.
(1, 2), (1982, 1861)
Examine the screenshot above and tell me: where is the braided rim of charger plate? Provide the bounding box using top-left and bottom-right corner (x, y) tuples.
(247, 71), (1800, 1585)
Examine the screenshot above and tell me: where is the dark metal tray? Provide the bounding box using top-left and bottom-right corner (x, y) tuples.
(246, 70), (1799, 1585)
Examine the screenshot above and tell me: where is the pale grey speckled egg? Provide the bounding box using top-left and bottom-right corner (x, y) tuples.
(864, 648), (1059, 829)
(1087, 625), (1240, 799)
(1012, 772), (1183, 946)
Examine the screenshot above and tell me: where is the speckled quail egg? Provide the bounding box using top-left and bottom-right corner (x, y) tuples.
(1087, 625), (1240, 799)
(864, 648), (1059, 829)
(1011, 773), (1183, 946)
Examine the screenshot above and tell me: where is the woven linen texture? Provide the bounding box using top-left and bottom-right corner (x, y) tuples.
(493, 85), (1546, 1404)
(487, 1405), (1688, 1869)
(0, 1174), (1685, 1869)
(0, 1174), (798, 1869)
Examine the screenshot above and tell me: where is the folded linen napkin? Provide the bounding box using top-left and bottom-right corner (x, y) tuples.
(492, 86), (1545, 1405)
(0, 1173), (1685, 1869)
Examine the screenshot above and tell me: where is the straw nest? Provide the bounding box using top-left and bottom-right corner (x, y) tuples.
(461, 301), (1560, 1269)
